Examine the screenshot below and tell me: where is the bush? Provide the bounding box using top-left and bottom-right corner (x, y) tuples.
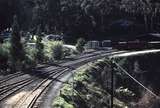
(1, 42), (11, 55)
(51, 41), (64, 60)
(53, 97), (74, 108)
(76, 38), (86, 53)
(44, 41), (64, 61)
(35, 36), (44, 62)
(24, 45), (36, 69)
(44, 41), (53, 61)
(0, 43), (10, 73)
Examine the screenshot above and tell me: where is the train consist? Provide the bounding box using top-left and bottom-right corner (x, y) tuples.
(85, 40), (160, 50)
(85, 40), (112, 49)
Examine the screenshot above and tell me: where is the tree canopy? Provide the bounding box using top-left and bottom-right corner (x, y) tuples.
(1, 0), (160, 41)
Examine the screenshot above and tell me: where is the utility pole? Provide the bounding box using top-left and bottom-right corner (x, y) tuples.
(111, 60), (115, 108)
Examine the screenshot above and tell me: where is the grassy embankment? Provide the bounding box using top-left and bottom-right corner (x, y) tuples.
(52, 58), (129, 108)
(53, 52), (160, 108)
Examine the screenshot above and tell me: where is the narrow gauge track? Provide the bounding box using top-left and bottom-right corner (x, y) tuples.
(0, 50), (108, 85)
(12, 67), (70, 108)
(24, 50), (127, 108)
(0, 67), (68, 102)
(76, 50), (116, 60)
(0, 66), (60, 88)
(0, 50), (126, 108)
(0, 50), (108, 98)
(0, 72), (25, 85)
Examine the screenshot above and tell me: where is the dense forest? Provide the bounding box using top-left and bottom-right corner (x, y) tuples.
(1, 0), (160, 41)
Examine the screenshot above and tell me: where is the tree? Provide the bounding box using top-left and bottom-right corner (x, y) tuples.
(10, 15), (25, 72)
(76, 38), (86, 53)
(35, 25), (44, 62)
(1, 0), (160, 40)
(0, 44), (9, 73)
(47, 0), (61, 33)
(51, 41), (64, 60)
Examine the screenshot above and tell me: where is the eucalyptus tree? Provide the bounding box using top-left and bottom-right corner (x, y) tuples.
(47, 0), (61, 33)
(30, 0), (47, 34)
(35, 25), (44, 62)
(10, 15), (25, 72)
(120, 0), (160, 32)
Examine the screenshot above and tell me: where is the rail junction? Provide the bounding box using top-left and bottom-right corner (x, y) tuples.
(0, 49), (160, 108)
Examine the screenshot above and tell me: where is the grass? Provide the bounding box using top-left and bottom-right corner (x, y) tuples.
(53, 97), (74, 108)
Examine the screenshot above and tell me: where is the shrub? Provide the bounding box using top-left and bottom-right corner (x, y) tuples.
(44, 41), (65, 62)
(35, 36), (44, 62)
(44, 41), (64, 60)
(53, 97), (74, 108)
(2, 42), (11, 55)
(43, 41), (53, 62)
(51, 41), (64, 60)
(0, 43), (10, 73)
(76, 38), (86, 53)
(24, 45), (36, 69)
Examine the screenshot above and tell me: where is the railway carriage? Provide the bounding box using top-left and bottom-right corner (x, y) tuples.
(85, 41), (100, 49)
(85, 35), (160, 50)
(102, 40), (112, 47)
(148, 41), (160, 49)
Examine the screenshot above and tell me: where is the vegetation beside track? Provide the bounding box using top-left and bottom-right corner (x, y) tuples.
(53, 52), (160, 108)
(52, 59), (129, 108)
(114, 53), (160, 108)
(0, 17), (85, 74)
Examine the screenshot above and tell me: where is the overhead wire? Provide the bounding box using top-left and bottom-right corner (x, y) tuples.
(111, 59), (160, 99)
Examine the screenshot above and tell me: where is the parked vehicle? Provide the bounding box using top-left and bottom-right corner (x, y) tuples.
(44, 34), (63, 41)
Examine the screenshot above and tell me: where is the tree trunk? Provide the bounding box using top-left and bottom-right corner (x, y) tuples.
(144, 14), (148, 32)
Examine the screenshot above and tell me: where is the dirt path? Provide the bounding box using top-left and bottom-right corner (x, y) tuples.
(40, 69), (75, 108)
(40, 64), (89, 108)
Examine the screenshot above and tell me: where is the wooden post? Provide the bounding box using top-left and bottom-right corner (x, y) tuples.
(111, 60), (114, 108)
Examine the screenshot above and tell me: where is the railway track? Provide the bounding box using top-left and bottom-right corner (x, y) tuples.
(0, 72), (25, 85)
(0, 50), (107, 86)
(76, 50), (116, 60)
(0, 51), (101, 85)
(12, 67), (70, 108)
(0, 50), (127, 108)
(0, 67), (68, 102)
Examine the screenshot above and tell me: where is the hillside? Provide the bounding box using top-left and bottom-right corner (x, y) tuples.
(1, 0), (160, 42)
(53, 53), (160, 108)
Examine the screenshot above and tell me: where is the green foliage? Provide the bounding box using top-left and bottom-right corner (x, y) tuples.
(44, 41), (64, 61)
(76, 38), (86, 53)
(0, 42), (11, 63)
(1, 0), (160, 39)
(74, 69), (89, 82)
(51, 41), (64, 60)
(53, 59), (130, 108)
(24, 45), (36, 69)
(35, 35), (44, 62)
(0, 43), (10, 72)
(53, 84), (76, 108)
(1, 42), (11, 56)
(44, 41), (53, 61)
(53, 97), (74, 108)
(60, 84), (76, 97)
